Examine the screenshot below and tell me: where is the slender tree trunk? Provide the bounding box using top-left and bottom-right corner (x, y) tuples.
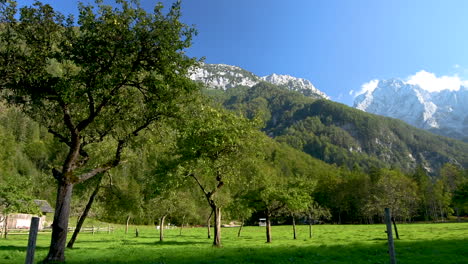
(440, 206), (444, 222)
(159, 215), (166, 242)
(67, 175), (102, 248)
(125, 215), (131, 234)
(309, 220), (312, 239)
(292, 214), (297, 240)
(207, 209), (213, 239)
(391, 217), (399, 240)
(424, 206), (429, 222)
(213, 207), (222, 247)
(266, 213), (272, 243)
(237, 218), (244, 238)
(44, 182), (74, 263)
(3, 214), (8, 239)
(179, 215), (185, 236)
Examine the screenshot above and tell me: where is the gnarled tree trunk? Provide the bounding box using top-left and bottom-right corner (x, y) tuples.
(213, 206), (222, 247)
(45, 182), (74, 262)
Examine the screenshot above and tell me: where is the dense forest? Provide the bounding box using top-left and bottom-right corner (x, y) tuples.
(1, 94), (467, 227)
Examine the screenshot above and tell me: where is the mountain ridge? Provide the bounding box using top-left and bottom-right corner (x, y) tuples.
(190, 63), (329, 99)
(353, 79), (468, 142)
(207, 82), (467, 174)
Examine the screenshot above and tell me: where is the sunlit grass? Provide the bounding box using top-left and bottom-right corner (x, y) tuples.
(0, 222), (467, 263)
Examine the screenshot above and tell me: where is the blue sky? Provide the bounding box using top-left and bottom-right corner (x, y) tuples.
(19, 0), (468, 105)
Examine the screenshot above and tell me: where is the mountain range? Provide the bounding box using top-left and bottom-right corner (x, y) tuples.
(353, 79), (468, 142)
(190, 63), (468, 174)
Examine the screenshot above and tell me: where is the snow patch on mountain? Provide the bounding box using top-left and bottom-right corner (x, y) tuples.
(261, 73), (330, 99)
(189, 64), (259, 89)
(353, 77), (468, 141)
(189, 63), (329, 99)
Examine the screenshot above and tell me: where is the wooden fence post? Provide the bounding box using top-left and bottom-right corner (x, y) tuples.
(25, 217), (40, 264)
(384, 208), (397, 264)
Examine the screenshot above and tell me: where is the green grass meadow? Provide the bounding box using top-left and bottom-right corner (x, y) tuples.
(1, 222), (467, 263)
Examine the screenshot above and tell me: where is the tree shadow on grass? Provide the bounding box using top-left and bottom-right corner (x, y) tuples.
(124, 240), (209, 246)
(70, 239), (209, 249)
(0, 245), (49, 251)
(62, 238), (468, 264)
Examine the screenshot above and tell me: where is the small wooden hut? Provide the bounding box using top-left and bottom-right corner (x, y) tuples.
(0, 199), (54, 231)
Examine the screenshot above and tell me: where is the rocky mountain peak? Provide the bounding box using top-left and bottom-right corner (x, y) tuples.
(354, 79), (468, 142)
(189, 63), (329, 99)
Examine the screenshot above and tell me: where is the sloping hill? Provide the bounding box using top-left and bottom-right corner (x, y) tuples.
(207, 82), (468, 174)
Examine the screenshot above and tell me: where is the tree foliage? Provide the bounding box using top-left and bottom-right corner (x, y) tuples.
(0, 0), (198, 261)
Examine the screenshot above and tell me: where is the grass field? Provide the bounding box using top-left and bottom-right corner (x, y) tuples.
(0, 222), (467, 263)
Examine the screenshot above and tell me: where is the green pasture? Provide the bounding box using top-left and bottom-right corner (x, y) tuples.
(1, 222), (467, 263)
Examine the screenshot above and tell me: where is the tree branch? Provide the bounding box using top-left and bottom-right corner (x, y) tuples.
(76, 116), (156, 183)
(48, 128), (71, 147)
(76, 166), (112, 184)
(190, 173), (209, 196)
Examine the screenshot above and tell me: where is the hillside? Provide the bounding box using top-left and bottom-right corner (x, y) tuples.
(206, 82), (468, 174)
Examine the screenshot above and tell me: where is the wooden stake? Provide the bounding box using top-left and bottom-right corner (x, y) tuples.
(384, 208), (397, 264)
(25, 217), (40, 264)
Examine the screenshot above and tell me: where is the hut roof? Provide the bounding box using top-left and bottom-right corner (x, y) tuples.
(34, 200), (54, 213)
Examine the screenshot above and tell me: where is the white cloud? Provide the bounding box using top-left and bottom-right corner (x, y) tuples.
(406, 70), (468, 92)
(352, 79), (379, 97)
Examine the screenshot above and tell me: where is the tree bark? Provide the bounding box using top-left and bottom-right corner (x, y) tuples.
(213, 206), (222, 247)
(44, 182), (74, 263)
(266, 213), (272, 243)
(292, 214), (297, 240)
(159, 215), (166, 242)
(207, 209), (213, 239)
(125, 215), (131, 234)
(237, 218), (244, 238)
(67, 174), (103, 248)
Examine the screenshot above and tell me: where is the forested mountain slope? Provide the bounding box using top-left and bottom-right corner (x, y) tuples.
(206, 82), (468, 174)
